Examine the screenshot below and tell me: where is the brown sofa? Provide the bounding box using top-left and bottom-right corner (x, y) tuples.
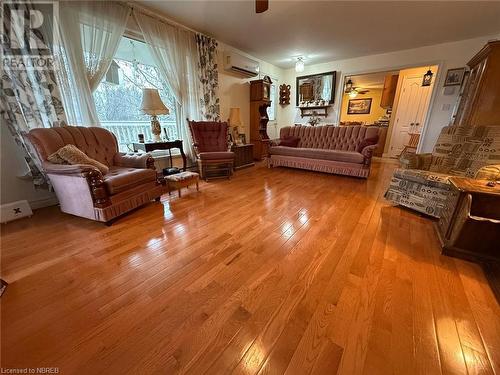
(27, 126), (165, 223)
(268, 125), (379, 178)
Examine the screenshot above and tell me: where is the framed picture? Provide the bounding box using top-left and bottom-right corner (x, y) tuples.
(238, 134), (246, 145)
(347, 98), (372, 115)
(444, 67), (466, 87)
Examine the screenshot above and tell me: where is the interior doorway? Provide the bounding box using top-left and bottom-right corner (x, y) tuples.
(338, 65), (439, 158)
(386, 65), (438, 158)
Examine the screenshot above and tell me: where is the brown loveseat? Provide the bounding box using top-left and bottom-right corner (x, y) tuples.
(268, 125), (379, 178)
(27, 126), (164, 223)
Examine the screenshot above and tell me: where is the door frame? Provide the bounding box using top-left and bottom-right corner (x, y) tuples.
(335, 60), (443, 154)
(387, 68), (437, 158)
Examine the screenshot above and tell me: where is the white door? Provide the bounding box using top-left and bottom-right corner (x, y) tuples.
(389, 75), (433, 157)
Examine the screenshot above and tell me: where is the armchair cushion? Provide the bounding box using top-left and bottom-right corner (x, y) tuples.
(113, 152), (152, 169)
(188, 120), (230, 152)
(103, 167), (157, 195)
(198, 151), (235, 160)
(400, 153), (433, 170)
(393, 168), (451, 190)
(50, 144), (109, 175)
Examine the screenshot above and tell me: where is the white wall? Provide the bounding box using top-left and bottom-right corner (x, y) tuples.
(279, 34), (499, 152)
(1, 125), (57, 208)
(218, 42), (285, 140)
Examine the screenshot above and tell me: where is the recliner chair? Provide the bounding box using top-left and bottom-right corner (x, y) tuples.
(27, 126), (165, 223)
(187, 120), (235, 181)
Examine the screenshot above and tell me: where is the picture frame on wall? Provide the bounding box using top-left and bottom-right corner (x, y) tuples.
(444, 67), (466, 86)
(347, 98), (372, 115)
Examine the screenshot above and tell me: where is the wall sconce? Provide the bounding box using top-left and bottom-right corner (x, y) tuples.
(348, 89), (358, 98)
(295, 57), (305, 73)
(422, 68), (433, 86)
(345, 78), (353, 93)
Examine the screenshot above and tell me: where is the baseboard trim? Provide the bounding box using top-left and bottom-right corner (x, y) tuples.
(29, 196), (59, 210)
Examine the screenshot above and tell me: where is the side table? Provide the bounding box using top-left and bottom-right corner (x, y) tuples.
(132, 140), (187, 171)
(231, 144), (255, 170)
(435, 177), (500, 261)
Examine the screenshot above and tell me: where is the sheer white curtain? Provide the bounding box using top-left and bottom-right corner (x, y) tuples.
(53, 1), (130, 125)
(134, 11), (201, 161)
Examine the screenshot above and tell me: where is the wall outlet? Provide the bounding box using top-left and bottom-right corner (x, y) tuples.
(1, 200), (33, 223)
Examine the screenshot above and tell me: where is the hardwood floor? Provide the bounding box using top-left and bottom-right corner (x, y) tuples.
(1, 160), (499, 374)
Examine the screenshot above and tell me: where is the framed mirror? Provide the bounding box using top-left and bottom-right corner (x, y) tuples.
(296, 71), (336, 106)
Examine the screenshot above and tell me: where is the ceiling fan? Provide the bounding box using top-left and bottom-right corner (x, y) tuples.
(351, 87), (370, 94)
(256, 0), (269, 13)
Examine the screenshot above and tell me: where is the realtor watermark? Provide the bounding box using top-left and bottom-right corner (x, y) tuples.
(0, 368), (59, 374)
(1, 0), (59, 70)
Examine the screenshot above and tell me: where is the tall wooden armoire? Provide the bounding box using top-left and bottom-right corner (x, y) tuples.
(453, 41), (500, 126)
(250, 76), (272, 160)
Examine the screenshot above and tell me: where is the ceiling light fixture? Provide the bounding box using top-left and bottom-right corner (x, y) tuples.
(348, 89), (358, 98)
(295, 57), (305, 73)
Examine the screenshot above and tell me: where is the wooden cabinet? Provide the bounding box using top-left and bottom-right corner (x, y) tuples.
(453, 41), (500, 126)
(380, 74), (399, 109)
(373, 126), (388, 157)
(231, 144), (255, 170)
(435, 177), (500, 262)
(250, 77), (272, 160)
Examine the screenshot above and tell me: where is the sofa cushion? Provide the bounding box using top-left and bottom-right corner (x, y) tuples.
(279, 136), (300, 147)
(198, 151), (235, 160)
(103, 167), (156, 195)
(50, 144), (109, 174)
(269, 146), (364, 164)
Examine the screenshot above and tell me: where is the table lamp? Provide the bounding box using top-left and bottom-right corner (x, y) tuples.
(141, 88), (169, 142)
(228, 107), (242, 144)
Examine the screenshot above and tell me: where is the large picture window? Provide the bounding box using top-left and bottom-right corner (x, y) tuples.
(94, 36), (177, 151)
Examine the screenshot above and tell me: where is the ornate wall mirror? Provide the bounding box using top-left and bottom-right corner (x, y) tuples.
(296, 71), (336, 106)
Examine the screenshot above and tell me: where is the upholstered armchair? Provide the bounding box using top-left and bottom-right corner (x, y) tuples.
(27, 126), (165, 224)
(385, 125), (500, 218)
(187, 120), (235, 181)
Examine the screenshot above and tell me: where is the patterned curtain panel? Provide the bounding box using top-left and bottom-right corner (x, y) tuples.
(196, 34), (220, 121)
(0, 2), (67, 188)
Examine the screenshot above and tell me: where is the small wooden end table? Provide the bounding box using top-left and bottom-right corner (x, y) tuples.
(133, 140), (187, 171)
(435, 176), (500, 302)
(231, 144), (255, 170)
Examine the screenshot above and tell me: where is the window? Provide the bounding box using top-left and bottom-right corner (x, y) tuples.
(94, 36), (177, 152)
(267, 82), (277, 122)
(261, 73), (277, 122)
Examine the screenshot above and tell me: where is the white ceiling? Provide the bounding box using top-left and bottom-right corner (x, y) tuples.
(137, 1), (500, 68)
(349, 70), (400, 89)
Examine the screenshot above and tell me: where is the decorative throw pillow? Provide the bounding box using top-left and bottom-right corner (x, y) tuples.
(356, 136), (379, 153)
(279, 136), (300, 147)
(50, 144), (109, 174)
(47, 152), (68, 165)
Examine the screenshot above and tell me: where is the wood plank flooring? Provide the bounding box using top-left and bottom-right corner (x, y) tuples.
(1, 160), (499, 374)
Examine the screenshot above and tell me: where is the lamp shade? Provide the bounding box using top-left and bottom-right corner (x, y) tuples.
(140, 88), (169, 115)
(228, 107), (242, 126)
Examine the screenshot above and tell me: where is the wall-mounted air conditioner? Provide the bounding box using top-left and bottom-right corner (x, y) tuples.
(223, 51), (259, 78)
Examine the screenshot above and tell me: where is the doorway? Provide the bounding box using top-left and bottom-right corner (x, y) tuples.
(386, 65), (438, 158)
(338, 65), (439, 158)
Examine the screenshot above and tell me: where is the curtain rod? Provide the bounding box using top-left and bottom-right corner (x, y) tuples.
(124, 1), (211, 38)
